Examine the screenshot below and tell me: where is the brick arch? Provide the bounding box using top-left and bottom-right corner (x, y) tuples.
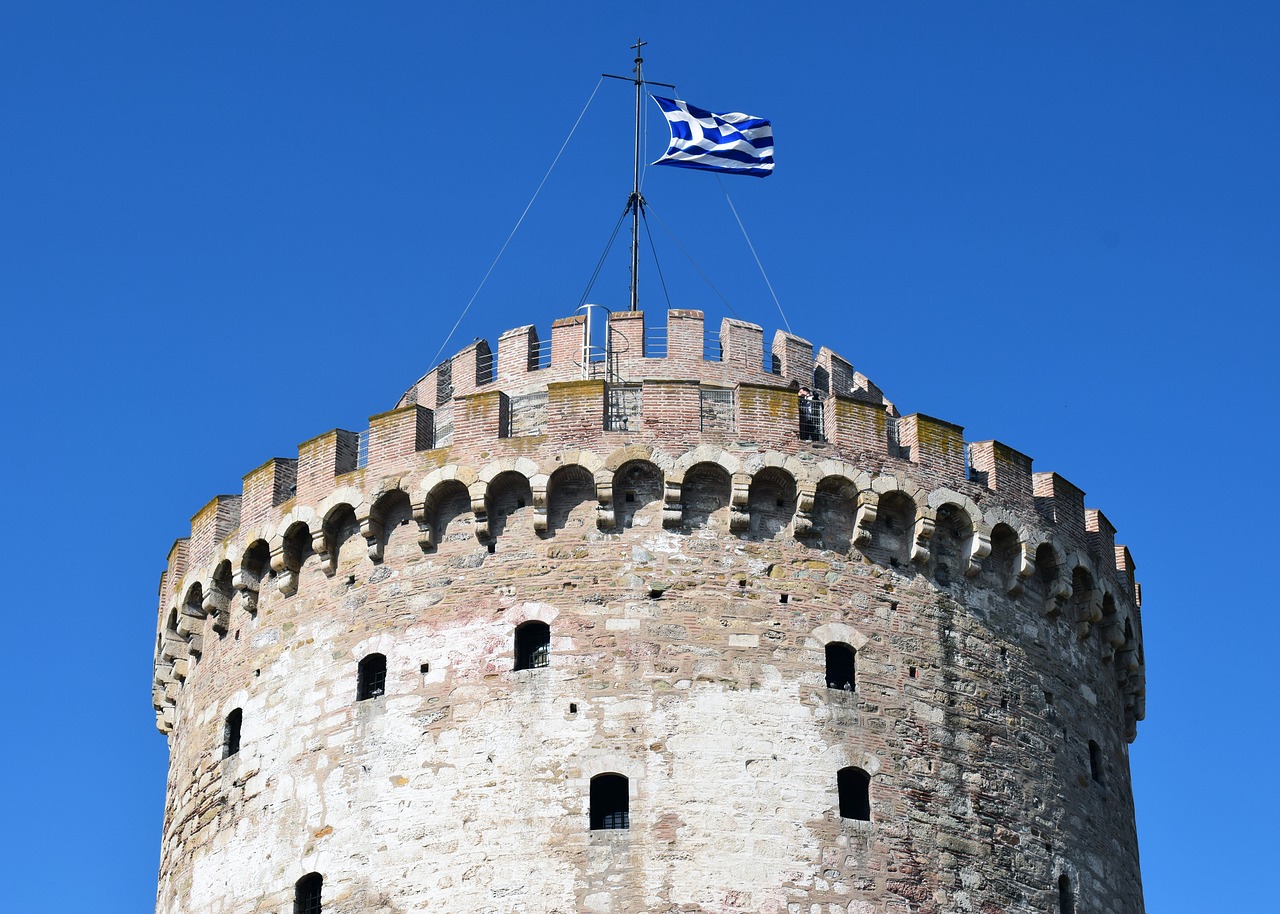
(808, 472), (859, 551)
(319, 501), (362, 576)
(608, 458), (665, 532)
(366, 487), (415, 563)
(678, 460), (733, 531)
(543, 463), (598, 536)
(669, 444), (740, 482)
(422, 478), (476, 552)
(602, 443), (676, 474)
(1066, 558), (1102, 639)
(746, 465), (797, 541)
(810, 621), (870, 651)
(483, 469), (534, 542)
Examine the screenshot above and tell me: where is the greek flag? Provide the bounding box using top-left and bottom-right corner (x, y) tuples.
(651, 96), (774, 178)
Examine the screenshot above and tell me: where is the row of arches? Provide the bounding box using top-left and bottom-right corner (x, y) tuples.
(157, 456), (1143, 738)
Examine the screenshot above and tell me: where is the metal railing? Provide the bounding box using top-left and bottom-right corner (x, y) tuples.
(356, 429), (370, 469)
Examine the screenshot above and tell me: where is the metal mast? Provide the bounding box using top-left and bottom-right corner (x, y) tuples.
(628, 39), (645, 313)
(605, 40), (674, 312)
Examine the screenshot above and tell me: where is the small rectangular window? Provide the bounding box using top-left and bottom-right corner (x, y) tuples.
(223, 708), (242, 759)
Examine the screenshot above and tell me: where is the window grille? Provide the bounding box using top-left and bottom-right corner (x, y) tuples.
(514, 621), (550, 671)
(885, 416), (901, 456)
(356, 430), (370, 469)
(357, 653), (387, 701)
(699, 388), (734, 433)
(590, 774), (630, 830)
(294, 873), (322, 914)
(605, 385), (641, 432)
(799, 391), (824, 442)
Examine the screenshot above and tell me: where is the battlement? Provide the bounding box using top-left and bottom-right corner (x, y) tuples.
(151, 306), (1149, 914)
(154, 308), (1146, 741)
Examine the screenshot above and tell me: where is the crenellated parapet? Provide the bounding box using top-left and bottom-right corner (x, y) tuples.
(153, 309), (1146, 744)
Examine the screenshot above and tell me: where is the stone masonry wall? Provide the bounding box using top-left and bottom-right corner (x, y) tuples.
(152, 310), (1147, 914)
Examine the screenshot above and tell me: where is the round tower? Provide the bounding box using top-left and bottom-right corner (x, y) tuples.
(152, 307), (1146, 914)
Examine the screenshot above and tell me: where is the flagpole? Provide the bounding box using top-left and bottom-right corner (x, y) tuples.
(629, 38), (645, 313)
(604, 42), (673, 313)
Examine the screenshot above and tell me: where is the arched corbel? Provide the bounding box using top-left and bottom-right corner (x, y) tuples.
(271, 545), (298, 597)
(662, 479), (683, 529)
(1007, 542), (1035, 597)
(310, 528), (335, 577)
(202, 588), (230, 635)
(469, 486), (490, 541)
(230, 567), (260, 614)
(411, 501), (433, 551)
(853, 492), (878, 546)
(793, 485), (816, 538)
(965, 526), (992, 577)
(910, 510), (935, 565)
(360, 509), (384, 563)
(729, 472), (751, 533)
(595, 477), (616, 530)
(530, 476), (549, 535)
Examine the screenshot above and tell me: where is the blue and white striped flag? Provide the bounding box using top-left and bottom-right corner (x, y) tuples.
(651, 96), (774, 178)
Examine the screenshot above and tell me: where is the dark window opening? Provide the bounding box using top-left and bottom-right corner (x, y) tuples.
(798, 388), (824, 441)
(487, 542), (496, 554)
(223, 708), (242, 759)
(420, 662), (430, 674)
(779, 593), (789, 604)
(908, 666), (917, 678)
(357, 653), (387, 701)
(295, 872), (323, 914)
(569, 702), (578, 714)
(514, 621), (550, 671)
(826, 643), (856, 691)
(1058, 875), (1075, 914)
(838, 766), (871, 821)
(1089, 739), (1104, 784)
(625, 491), (635, 503)
(590, 773), (629, 830)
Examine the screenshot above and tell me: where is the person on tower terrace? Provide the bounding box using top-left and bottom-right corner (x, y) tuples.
(798, 385), (823, 441)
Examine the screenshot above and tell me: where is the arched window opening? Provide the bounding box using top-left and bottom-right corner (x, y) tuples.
(838, 766), (871, 821)
(988, 524), (1019, 589)
(747, 467), (796, 541)
(811, 477), (856, 552)
(614, 460), (663, 530)
(931, 503), (970, 586)
(1088, 739), (1104, 784)
(546, 465), (596, 535)
(1058, 874), (1075, 914)
(223, 708), (242, 759)
(357, 653), (387, 701)
(514, 621), (550, 671)
(590, 773), (629, 830)
(488, 471), (533, 540)
(825, 643), (856, 692)
(868, 491), (914, 569)
(427, 480), (474, 551)
(680, 462), (731, 530)
(295, 872), (323, 914)
(323, 504), (361, 572)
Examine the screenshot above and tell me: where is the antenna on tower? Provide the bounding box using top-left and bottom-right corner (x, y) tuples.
(604, 39), (675, 312)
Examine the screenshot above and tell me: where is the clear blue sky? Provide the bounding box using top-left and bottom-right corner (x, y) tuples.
(2, 3), (1276, 912)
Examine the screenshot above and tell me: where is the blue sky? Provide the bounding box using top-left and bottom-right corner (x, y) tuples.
(2, 3), (1276, 912)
